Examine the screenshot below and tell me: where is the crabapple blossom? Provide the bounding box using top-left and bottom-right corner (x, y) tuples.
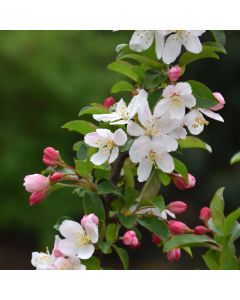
(84, 128), (127, 165)
(122, 231), (139, 248)
(43, 147), (60, 166)
(184, 107), (224, 135)
(194, 225), (210, 235)
(162, 31), (205, 64)
(104, 96), (115, 108)
(23, 174), (49, 193)
(136, 206), (175, 220)
(129, 30), (168, 59)
(93, 89), (147, 125)
(167, 201), (187, 214)
(81, 213), (99, 227)
(211, 92), (225, 111)
(199, 207), (211, 223)
(129, 135), (175, 182)
(58, 220), (98, 259)
(171, 173), (196, 190)
(168, 220), (192, 235)
(167, 249), (181, 262)
(154, 82), (196, 120)
(168, 65), (182, 82)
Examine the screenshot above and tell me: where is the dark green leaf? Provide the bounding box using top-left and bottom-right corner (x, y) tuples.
(83, 191), (105, 222)
(106, 223), (120, 242)
(74, 141), (89, 160)
(211, 30), (226, 46)
(138, 216), (169, 241)
(173, 158), (188, 182)
(158, 171), (171, 186)
(111, 80), (135, 94)
(152, 196), (165, 212)
(178, 136), (212, 153)
(118, 214), (137, 229)
(137, 171), (161, 204)
(117, 53), (161, 69)
(219, 238), (238, 270)
(223, 208), (240, 237)
(75, 160), (92, 177)
(124, 187), (139, 207)
(98, 241), (112, 254)
(112, 245), (129, 270)
(107, 61), (140, 82)
(144, 70), (167, 90)
(94, 169), (110, 180)
(62, 120), (97, 135)
(82, 256), (101, 270)
(123, 160), (135, 189)
(210, 187), (225, 232)
(119, 139), (133, 152)
(97, 181), (123, 198)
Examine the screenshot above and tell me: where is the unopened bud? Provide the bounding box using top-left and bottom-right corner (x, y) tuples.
(122, 230), (140, 248)
(172, 173), (196, 191)
(43, 147), (60, 167)
(50, 172), (63, 182)
(167, 201), (187, 214)
(199, 207), (211, 224)
(168, 221), (192, 235)
(167, 249), (181, 262)
(211, 92), (225, 111)
(151, 233), (162, 245)
(104, 97), (115, 108)
(81, 213), (99, 227)
(194, 225), (210, 235)
(168, 65), (182, 82)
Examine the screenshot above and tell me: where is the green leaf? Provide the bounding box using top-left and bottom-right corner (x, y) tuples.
(152, 196), (165, 212)
(123, 160), (135, 189)
(158, 171), (171, 186)
(163, 234), (218, 252)
(74, 141), (89, 160)
(210, 187), (225, 232)
(97, 181), (123, 198)
(188, 80), (218, 108)
(211, 30), (226, 46)
(119, 139), (133, 153)
(117, 53), (161, 69)
(182, 247), (193, 258)
(223, 208), (240, 237)
(79, 105), (108, 117)
(232, 222), (240, 241)
(219, 238), (238, 270)
(106, 223), (120, 242)
(137, 171), (161, 204)
(62, 120), (97, 135)
(203, 42), (226, 54)
(98, 241), (112, 254)
(124, 187), (139, 207)
(138, 216), (169, 241)
(178, 136), (212, 153)
(83, 191), (105, 222)
(144, 70), (168, 90)
(118, 214), (137, 229)
(75, 160), (92, 177)
(107, 61), (141, 82)
(116, 43), (128, 53)
(173, 158), (188, 182)
(111, 80), (135, 94)
(94, 169), (110, 180)
(112, 245), (129, 270)
(230, 151), (240, 164)
(82, 256), (101, 270)
(202, 249), (220, 270)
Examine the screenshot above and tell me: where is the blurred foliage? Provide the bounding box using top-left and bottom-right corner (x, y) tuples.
(0, 30), (239, 269)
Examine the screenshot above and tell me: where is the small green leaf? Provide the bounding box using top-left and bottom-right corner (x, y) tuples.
(137, 171), (161, 204)
(158, 171), (171, 186)
(182, 247), (193, 258)
(82, 256), (101, 270)
(144, 70), (168, 90)
(118, 214), (137, 229)
(79, 105), (108, 117)
(202, 249), (220, 270)
(98, 241), (112, 254)
(75, 160), (92, 177)
(83, 191), (105, 222)
(188, 80), (218, 108)
(152, 196), (165, 212)
(111, 80), (135, 94)
(117, 53), (161, 69)
(223, 208), (240, 237)
(163, 234), (218, 252)
(219, 237), (238, 270)
(123, 160), (135, 189)
(74, 141), (89, 160)
(97, 181), (123, 198)
(138, 216), (169, 241)
(107, 61), (140, 82)
(124, 187), (139, 207)
(230, 151), (240, 164)
(106, 223), (120, 242)
(210, 187), (225, 232)
(173, 158), (188, 182)
(211, 30), (226, 46)
(232, 222), (240, 241)
(119, 139), (133, 152)
(62, 120), (97, 135)
(112, 245), (129, 270)
(178, 136), (212, 153)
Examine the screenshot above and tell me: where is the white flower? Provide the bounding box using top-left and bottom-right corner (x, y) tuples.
(184, 108), (224, 135)
(84, 128), (127, 165)
(54, 256), (86, 270)
(93, 89), (147, 125)
(136, 207), (175, 220)
(162, 30), (206, 64)
(58, 220), (98, 260)
(31, 252), (56, 270)
(154, 82), (196, 120)
(129, 30), (170, 59)
(129, 135), (174, 182)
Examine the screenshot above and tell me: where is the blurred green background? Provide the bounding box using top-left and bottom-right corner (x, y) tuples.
(0, 31), (239, 269)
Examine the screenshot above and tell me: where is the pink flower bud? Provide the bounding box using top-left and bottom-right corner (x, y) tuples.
(167, 201), (187, 214)
(151, 233), (162, 245)
(168, 221), (192, 235)
(43, 147), (60, 166)
(211, 92), (225, 111)
(168, 65), (182, 81)
(172, 173), (196, 191)
(194, 225), (210, 235)
(50, 172), (63, 182)
(29, 191), (46, 206)
(81, 214), (99, 227)
(167, 249), (181, 262)
(122, 230), (139, 248)
(23, 174), (49, 193)
(199, 207), (211, 223)
(104, 97), (115, 108)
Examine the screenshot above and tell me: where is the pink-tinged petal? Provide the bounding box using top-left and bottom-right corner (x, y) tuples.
(23, 174), (49, 193)
(58, 239), (78, 257)
(162, 85), (175, 98)
(154, 31), (165, 59)
(109, 146), (119, 164)
(137, 158), (153, 182)
(113, 128), (127, 146)
(175, 82), (192, 95)
(59, 220), (84, 239)
(96, 128), (114, 140)
(154, 98), (170, 117)
(156, 152), (174, 173)
(169, 102), (185, 120)
(182, 34), (202, 53)
(129, 30), (154, 52)
(181, 94), (196, 108)
(84, 132), (105, 148)
(93, 112), (120, 122)
(200, 109), (224, 122)
(127, 121), (145, 137)
(84, 223), (98, 243)
(77, 244), (95, 260)
(162, 34), (182, 64)
(91, 148), (110, 165)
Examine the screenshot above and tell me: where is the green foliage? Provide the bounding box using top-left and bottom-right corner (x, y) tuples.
(83, 256), (101, 270)
(105, 223), (120, 242)
(210, 187), (225, 233)
(97, 181), (123, 198)
(178, 136), (212, 153)
(111, 80), (135, 94)
(62, 120), (97, 135)
(79, 104), (108, 117)
(98, 241), (112, 254)
(143, 70), (167, 90)
(211, 30), (226, 46)
(83, 191), (105, 222)
(75, 159), (92, 177)
(108, 61), (141, 83)
(138, 216), (169, 241)
(112, 244), (129, 270)
(152, 196), (165, 211)
(173, 158), (188, 182)
(118, 214), (137, 229)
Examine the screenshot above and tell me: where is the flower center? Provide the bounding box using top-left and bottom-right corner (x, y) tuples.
(193, 116), (209, 127)
(74, 233), (91, 247)
(171, 95), (182, 106)
(119, 106), (129, 120)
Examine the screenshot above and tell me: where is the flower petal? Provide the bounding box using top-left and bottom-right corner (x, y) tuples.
(156, 152), (174, 173)
(154, 98), (170, 117)
(109, 146), (119, 164)
(58, 239), (78, 257)
(154, 30), (165, 59)
(129, 136), (151, 163)
(181, 94), (196, 108)
(137, 158), (153, 182)
(175, 82), (192, 95)
(84, 223), (98, 243)
(96, 128), (114, 140)
(84, 132), (105, 148)
(91, 149), (110, 165)
(113, 128), (127, 146)
(169, 102), (185, 120)
(93, 112), (120, 122)
(59, 220), (85, 239)
(162, 85), (175, 98)
(77, 244), (95, 260)
(182, 34), (202, 53)
(127, 120), (145, 136)
(138, 98), (153, 127)
(162, 34), (182, 64)
(129, 30), (154, 52)
(127, 89), (148, 119)
(200, 109), (224, 122)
